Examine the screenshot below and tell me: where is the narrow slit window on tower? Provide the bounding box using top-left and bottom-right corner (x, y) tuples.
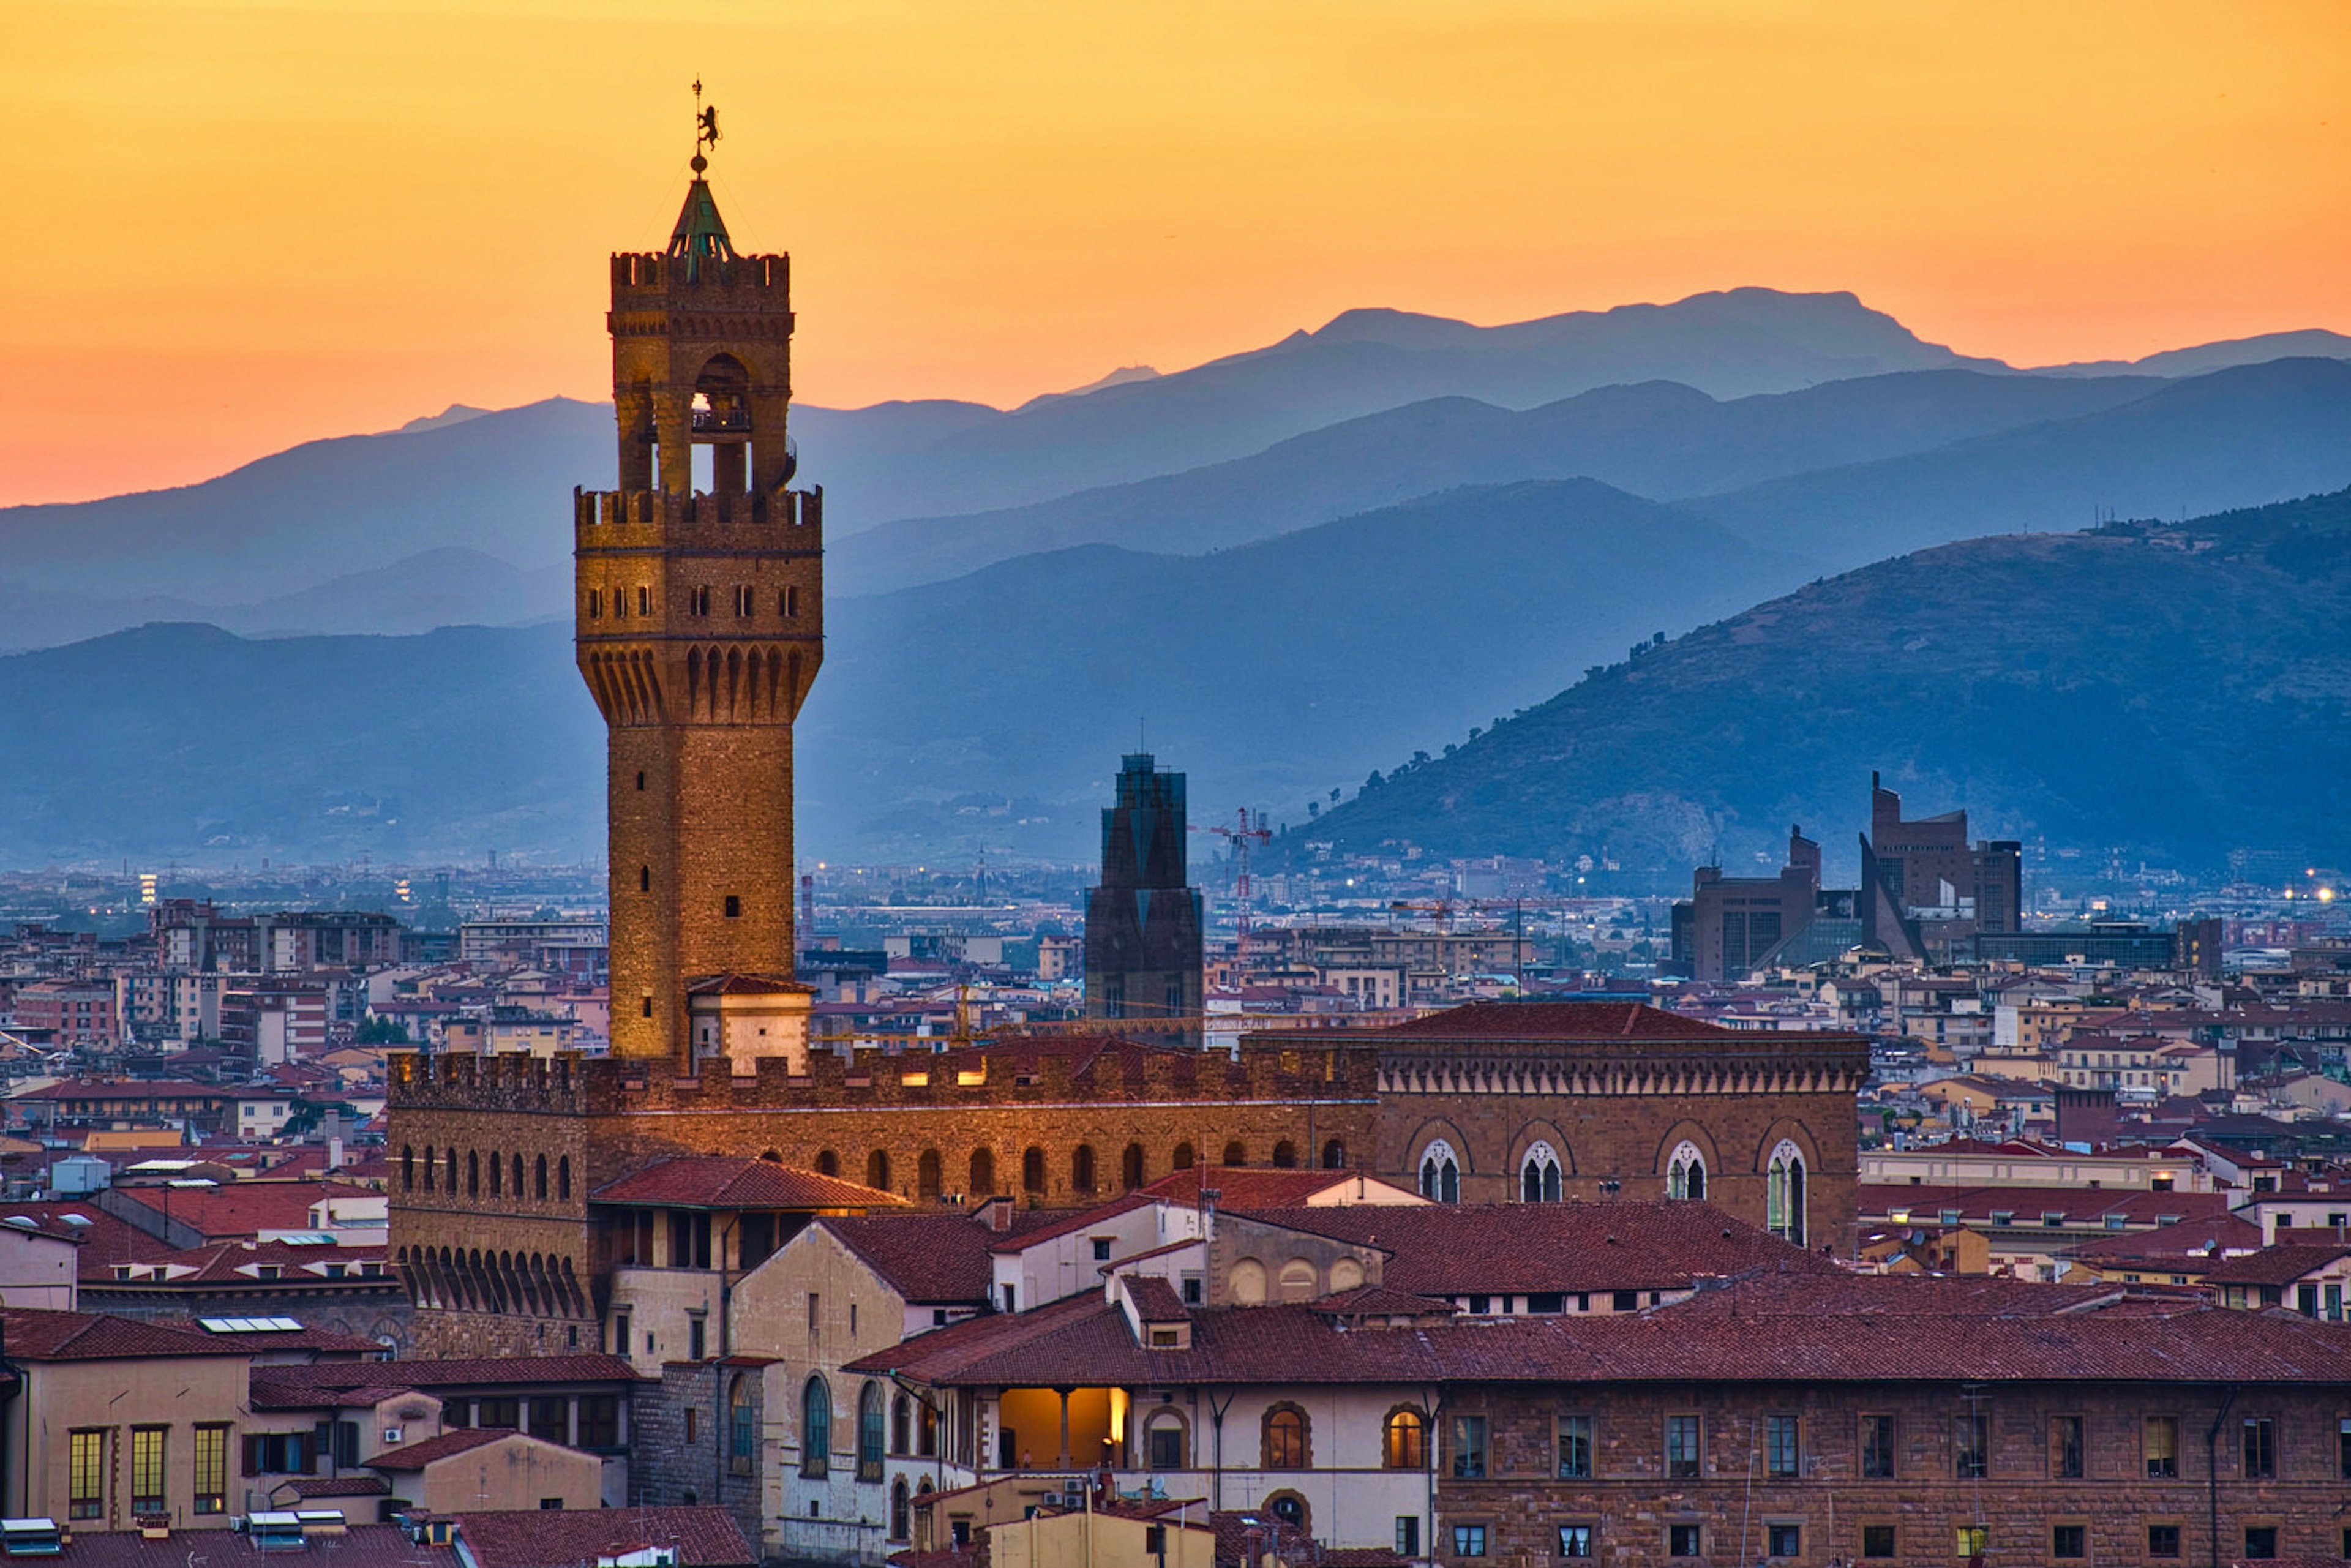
(613, 589), (628, 620)
(640, 866), (651, 893)
(690, 586), (710, 617)
(637, 585), (653, 615)
(587, 589), (604, 619)
(642, 995), (654, 1018)
(636, 771), (647, 790)
(735, 585), (754, 617)
(782, 585), (798, 618)
(724, 895), (742, 918)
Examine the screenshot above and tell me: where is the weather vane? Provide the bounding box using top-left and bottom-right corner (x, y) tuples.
(691, 78), (720, 174)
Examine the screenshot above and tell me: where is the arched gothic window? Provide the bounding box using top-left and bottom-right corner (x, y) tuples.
(1262, 1405), (1308, 1469)
(1172, 1142), (1195, 1172)
(558, 1155), (571, 1201)
(1222, 1141), (1247, 1167)
(1520, 1141), (1563, 1202)
(1022, 1147), (1046, 1195)
(917, 1149), (942, 1201)
(1271, 1140), (1297, 1169)
(1120, 1143), (1144, 1190)
(534, 1154), (547, 1201)
(1419, 1139), (1460, 1204)
(891, 1394), (912, 1455)
(511, 1153), (523, 1196)
(1384, 1408), (1428, 1469)
(970, 1147), (996, 1197)
(729, 1375), (755, 1464)
(402, 1146), (414, 1191)
(1667, 1141), (1708, 1201)
(489, 1150), (503, 1196)
(1071, 1144), (1097, 1195)
(800, 1376), (832, 1477)
(816, 1149), (839, 1178)
(446, 1148), (459, 1190)
(1766, 1140), (1807, 1246)
(1321, 1139), (1345, 1169)
(857, 1382), (885, 1480)
(467, 1152), (479, 1198)
(867, 1149), (891, 1191)
(890, 1477), (910, 1542)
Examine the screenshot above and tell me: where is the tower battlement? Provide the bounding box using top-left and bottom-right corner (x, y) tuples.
(571, 484), (824, 537)
(609, 250), (790, 295)
(391, 1039), (1384, 1117)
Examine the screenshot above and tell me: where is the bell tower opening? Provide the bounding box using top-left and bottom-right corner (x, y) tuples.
(574, 99), (822, 1063)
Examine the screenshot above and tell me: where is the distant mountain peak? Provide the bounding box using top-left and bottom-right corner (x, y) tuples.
(1057, 365), (1162, 397)
(395, 404), (493, 435)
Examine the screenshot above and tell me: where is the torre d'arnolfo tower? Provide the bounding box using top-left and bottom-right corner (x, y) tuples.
(576, 139), (823, 1065)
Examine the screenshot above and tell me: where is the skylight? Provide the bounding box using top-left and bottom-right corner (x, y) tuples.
(197, 1316), (304, 1334)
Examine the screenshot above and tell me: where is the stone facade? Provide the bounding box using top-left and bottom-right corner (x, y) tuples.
(1441, 1377), (2351, 1568)
(582, 187), (822, 1066)
(389, 1044), (1382, 1356)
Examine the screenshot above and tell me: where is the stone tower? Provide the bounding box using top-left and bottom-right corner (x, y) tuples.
(1083, 754), (1204, 1042)
(574, 154), (822, 1065)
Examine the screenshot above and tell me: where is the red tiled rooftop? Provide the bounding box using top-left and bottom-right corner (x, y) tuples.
(590, 1155), (905, 1210)
(2201, 1243), (2351, 1288)
(820, 1210), (1068, 1304)
(252, 1353), (637, 1395)
(0, 1307), (244, 1360)
(454, 1507), (754, 1568)
(51, 1525), (448, 1568)
(851, 1271), (2351, 1390)
(1363, 1000), (1862, 1045)
(1141, 1166), (1418, 1210)
(367, 1427), (557, 1469)
(108, 1180), (378, 1241)
(1239, 1200), (1835, 1296)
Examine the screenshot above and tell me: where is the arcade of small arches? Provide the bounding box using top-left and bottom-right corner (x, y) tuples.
(397, 1242), (591, 1324)
(400, 1143), (571, 1207)
(803, 1135), (1349, 1203)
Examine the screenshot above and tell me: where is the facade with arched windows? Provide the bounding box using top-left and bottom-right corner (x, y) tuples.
(1368, 1001), (1864, 1247)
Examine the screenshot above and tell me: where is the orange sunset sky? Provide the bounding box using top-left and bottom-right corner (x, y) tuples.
(2, 0), (2345, 506)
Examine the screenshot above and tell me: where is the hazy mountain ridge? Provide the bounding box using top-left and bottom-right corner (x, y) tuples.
(1296, 487), (2351, 880)
(4, 291), (2346, 648)
(833, 369), (2166, 595)
(0, 482), (1791, 864)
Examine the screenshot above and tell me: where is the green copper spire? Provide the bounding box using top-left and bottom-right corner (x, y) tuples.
(667, 80), (736, 277)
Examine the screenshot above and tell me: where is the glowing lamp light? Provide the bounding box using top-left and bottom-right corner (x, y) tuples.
(2320, 888), (2338, 904)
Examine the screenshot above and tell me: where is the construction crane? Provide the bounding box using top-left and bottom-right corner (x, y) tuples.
(1194, 808), (1272, 953)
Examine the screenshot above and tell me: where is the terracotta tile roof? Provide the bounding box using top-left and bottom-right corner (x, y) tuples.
(821, 1211), (1065, 1303)
(52, 1525), (451, 1568)
(1359, 1000), (1862, 1046)
(253, 1354), (638, 1399)
(1859, 1185), (2232, 1227)
(685, 972), (816, 996)
(369, 1428), (562, 1469)
(278, 1474), (391, 1498)
(0, 1201), (174, 1277)
(2201, 1243), (2351, 1287)
(1237, 1201), (1835, 1295)
(1141, 1166), (1417, 1210)
(1122, 1275), (1189, 1323)
(852, 1272), (2351, 1389)
(454, 1507), (755, 1568)
(590, 1155), (905, 1210)
(109, 1180), (377, 1241)
(1310, 1285), (1455, 1318)
(0, 1307), (246, 1360)
(2062, 1214), (2263, 1264)
(986, 1193), (1158, 1255)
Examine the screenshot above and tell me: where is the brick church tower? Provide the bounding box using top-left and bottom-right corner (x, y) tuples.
(573, 137), (823, 1065)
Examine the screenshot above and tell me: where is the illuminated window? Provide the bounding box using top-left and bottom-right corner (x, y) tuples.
(131, 1427), (166, 1515)
(69, 1430), (105, 1519)
(193, 1425), (228, 1515)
